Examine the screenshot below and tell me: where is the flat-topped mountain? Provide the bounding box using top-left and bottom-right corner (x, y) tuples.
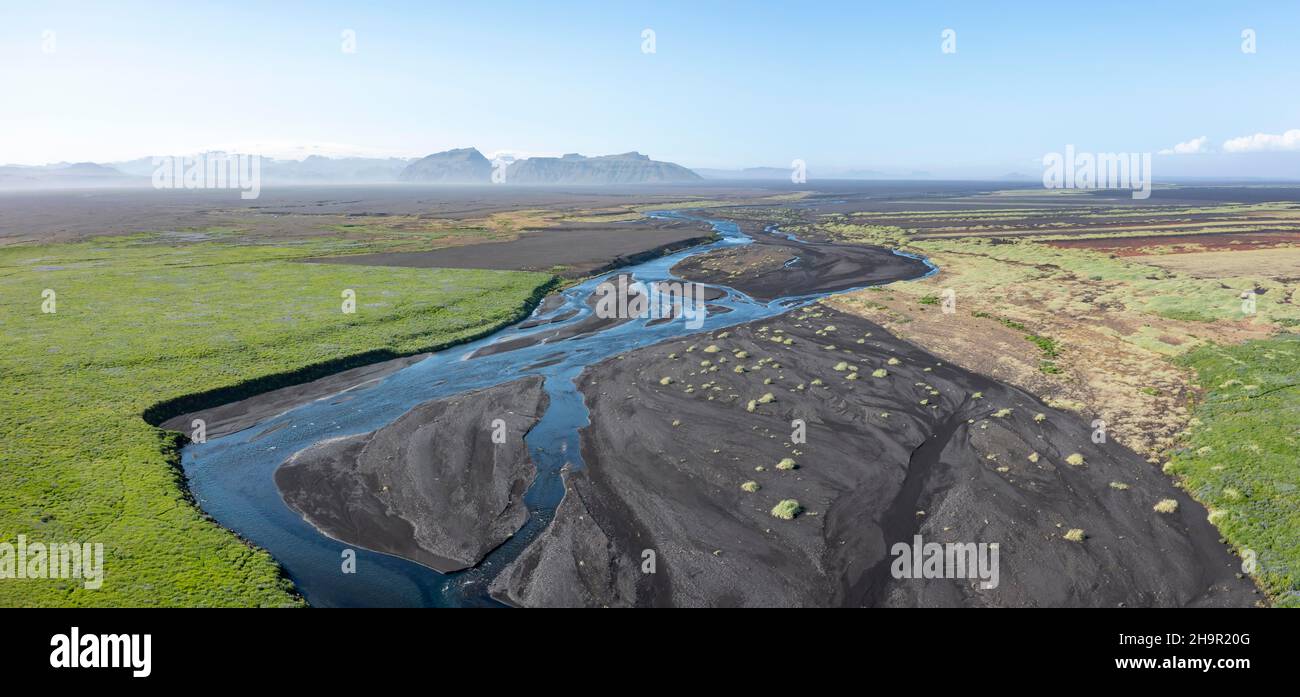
(398, 147), (493, 183)
(506, 151), (701, 184)
(398, 149), (700, 185)
(265, 155), (412, 182)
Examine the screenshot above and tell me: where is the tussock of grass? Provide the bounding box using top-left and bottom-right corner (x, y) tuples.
(776, 458), (797, 471)
(1063, 528), (1086, 543)
(757, 392), (776, 404)
(741, 481), (760, 493)
(1109, 481), (1130, 490)
(770, 499), (802, 520)
(872, 368), (888, 378)
(1153, 499), (1179, 514)
(1065, 453), (1086, 466)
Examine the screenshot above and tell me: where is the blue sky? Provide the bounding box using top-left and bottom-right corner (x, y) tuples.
(2, 0), (1298, 176)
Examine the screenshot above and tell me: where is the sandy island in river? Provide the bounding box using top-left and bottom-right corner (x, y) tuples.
(274, 377), (547, 573)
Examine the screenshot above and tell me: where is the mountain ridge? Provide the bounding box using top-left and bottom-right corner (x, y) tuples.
(398, 148), (701, 185)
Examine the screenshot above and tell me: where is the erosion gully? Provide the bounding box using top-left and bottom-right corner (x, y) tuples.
(182, 210), (937, 607)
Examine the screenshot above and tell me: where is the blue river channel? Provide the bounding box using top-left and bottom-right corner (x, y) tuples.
(182, 211), (936, 607)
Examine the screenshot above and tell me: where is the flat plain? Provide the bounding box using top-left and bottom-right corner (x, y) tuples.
(2, 182), (1295, 606)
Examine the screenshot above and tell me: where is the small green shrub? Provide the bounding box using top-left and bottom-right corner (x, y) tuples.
(770, 499), (802, 520)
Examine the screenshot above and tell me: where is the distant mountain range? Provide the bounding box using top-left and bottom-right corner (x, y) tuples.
(112, 155), (413, 183)
(0, 162), (140, 188)
(398, 149), (701, 184)
(1, 148), (702, 188)
(505, 152), (701, 184)
(0, 151), (1047, 189)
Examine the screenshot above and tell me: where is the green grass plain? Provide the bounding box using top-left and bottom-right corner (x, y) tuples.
(1165, 335), (1300, 607)
(0, 231), (552, 606)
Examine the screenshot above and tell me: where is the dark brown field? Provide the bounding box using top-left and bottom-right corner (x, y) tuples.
(305, 219), (715, 278)
(1043, 231), (1299, 255)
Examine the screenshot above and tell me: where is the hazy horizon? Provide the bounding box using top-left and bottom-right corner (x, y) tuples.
(3, 1), (1300, 177)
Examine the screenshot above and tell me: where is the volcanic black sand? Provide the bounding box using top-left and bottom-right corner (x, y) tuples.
(306, 217), (716, 278)
(488, 306), (1258, 607)
(274, 376), (547, 573)
(671, 232), (930, 301)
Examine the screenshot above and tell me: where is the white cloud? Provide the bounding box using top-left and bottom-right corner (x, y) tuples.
(1222, 129), (1300, 153)
(1158, 136), (1210, 155)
